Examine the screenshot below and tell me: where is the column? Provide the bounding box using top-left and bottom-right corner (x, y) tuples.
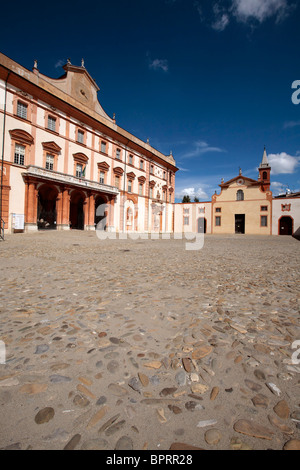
(88, 193), (95, 230)
(56, 189), (63, 230)
(61, 188), (70, 229)
(25, 181), (38, 231)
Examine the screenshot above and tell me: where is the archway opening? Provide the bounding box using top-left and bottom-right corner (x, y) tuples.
(70, 190), (85, 230)
(37, 184), (58, 230)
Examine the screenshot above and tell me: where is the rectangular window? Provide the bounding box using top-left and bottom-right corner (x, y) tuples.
(77, 130), (84, 144)
(99, 171), (105, 184)
(261, 206), (268, 211)
(46, 153), (54, 170)
(183, 217), (189, 225)
(17, 101), (27, 119)
(116, 148), (121, 159)
(139, 183), (143, 196)
(47, 115), (56, 132)
(14, 144), (25, 165)
(150, 187), (153, 198)
(115, 175), (120, 188)
(76, 163), (83, 178)
(129, 155), (133, 165)
(128, 180), (132, 192)
(199, 207), (205, 214)
(163, 191), (166, 201)
(215, 216), (221, 226)
(150, 165), (154, 175)
(140, 160), (144, 170)
(215, 207), (221, 213)
(183, 208), (189, 214)
(101, 141), (106, 153)
(261, 215), (268, 227)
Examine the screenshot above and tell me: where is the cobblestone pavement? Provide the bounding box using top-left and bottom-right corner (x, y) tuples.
(0, 231), (299, 450)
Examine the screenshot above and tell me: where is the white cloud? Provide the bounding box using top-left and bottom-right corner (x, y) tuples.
(212, 3), (230, 31)
(268, 152), (300, 174)
(208, 0), (294, 32)
(231, 0), (292, 24)
(283, 120), (300, 129)
(55, 59), (65, 69)
(181, 140), (226, 159)
(149, 59), (169, 73)
(212, 13), (230, 31)
(177, 186), (209, 200)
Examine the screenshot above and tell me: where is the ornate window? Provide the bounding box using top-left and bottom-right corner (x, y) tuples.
(73, 152), (88, 178)
(42, 141), (61, 172)
(97, 161), (110, 185)
(9, 129), (34, 166)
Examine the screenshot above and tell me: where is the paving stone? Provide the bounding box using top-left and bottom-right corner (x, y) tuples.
(0, 232), (299, 451)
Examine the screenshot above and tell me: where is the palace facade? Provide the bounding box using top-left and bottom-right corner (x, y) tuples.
(0, 53), (178, 235)
(1, 53), (299, 240)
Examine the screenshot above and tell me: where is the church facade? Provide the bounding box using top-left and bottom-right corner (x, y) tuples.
(175, 149), (300, 237)
(0, 53), (178, 235)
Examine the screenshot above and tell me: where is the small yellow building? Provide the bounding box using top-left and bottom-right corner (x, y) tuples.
(212, 149), (272, 235)
(175, 149), (275, 236)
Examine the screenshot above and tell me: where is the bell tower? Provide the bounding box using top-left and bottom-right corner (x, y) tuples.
(258, 147), (271, 191)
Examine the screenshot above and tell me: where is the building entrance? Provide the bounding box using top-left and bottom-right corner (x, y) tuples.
(197, 217), (207, 234)
(37, 184), (58, 229)
(235, 214), (245, 234)
(70, 191), (85, 230)
(279, 216), (293, 235)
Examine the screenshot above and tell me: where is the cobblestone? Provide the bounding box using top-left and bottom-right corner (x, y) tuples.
(0, 231), (299, 450)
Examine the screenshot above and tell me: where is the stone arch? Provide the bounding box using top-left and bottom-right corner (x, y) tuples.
(37, 183), (59, 229)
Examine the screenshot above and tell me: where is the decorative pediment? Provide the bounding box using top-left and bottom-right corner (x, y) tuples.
(127, 171), (136, 180)
(138, 176), (146, 184)
(149, 180), (156, 188)
(113, 166), (124, 175)
(97, 161), (110, 171)
(73, 152), (89, 164)
(162, 184), (168, 191)
(42, 141), (61, 154)
(9, 129), (34, 145)
(220, 175), (258, 188)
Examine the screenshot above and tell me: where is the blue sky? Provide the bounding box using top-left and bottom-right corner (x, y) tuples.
(1, 0), (300, 201)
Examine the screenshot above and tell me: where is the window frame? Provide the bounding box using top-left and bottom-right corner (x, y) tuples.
(260, 215), (268, 227)
(14, 143), (25, 166)
(16, 101), (28, 120)
(236, 189), (244, 201)
(45, 153), (54, 171)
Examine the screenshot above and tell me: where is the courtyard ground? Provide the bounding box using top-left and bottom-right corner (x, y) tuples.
(0, 231), (299, 450)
